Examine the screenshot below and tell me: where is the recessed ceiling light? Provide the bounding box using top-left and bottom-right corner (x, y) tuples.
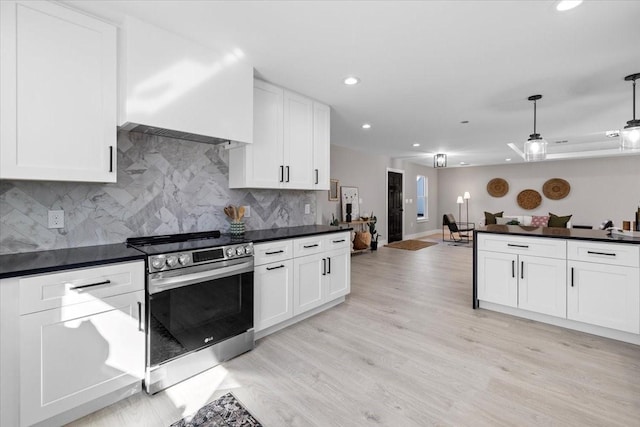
(412, 143), (420, 147)
(460, 162), (467, 165)
(460, 120), (469, 124)
(506, 158), (512, 162)
(554, 140), (569, 144)
(344, 76), (360, 85)
(556, 0), (582, 11)
(361, 123), (371, 129)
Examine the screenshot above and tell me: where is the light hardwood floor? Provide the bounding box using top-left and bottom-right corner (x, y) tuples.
(68, 238), (640, 426)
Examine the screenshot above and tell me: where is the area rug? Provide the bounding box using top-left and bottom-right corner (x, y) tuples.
(170, 393), (262, 427)
(385, 240), (438, 251)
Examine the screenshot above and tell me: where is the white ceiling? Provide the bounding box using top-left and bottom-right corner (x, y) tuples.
(67, 0), (640, 167)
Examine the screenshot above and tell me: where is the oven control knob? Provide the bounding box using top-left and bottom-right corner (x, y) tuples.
(151, 257), (166, 270)
(236, 246), (244, 256)
(226, 247), (235, 258)
(166, 256), (179, 268)
(244, 245), (253, 254)
(178, 254), (191, 265)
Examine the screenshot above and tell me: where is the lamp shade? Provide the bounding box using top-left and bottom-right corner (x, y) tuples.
(463, 191), (471, 200)
(621, 73), (640, 150)
(524, 138), (548, 161)
(456, 196), (464, 204)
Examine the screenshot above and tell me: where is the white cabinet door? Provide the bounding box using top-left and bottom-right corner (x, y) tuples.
(283, 90), (314, 189)
(0, 0), (117, 183)
(477, 251), (518, 307)
(325, 248), (350, 301)
(312, 102), (331, 190)
(19, 291), (145, 427)
(518, 255), (567, 318)
(254, 260), (294, 332)
(567, 261), (640, 334)
(293, 253), (325, 315)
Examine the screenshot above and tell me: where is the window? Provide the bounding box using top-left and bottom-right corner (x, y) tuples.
(417, 175), (428, 220)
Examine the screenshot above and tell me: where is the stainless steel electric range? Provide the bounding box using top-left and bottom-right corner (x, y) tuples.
(126, 231), (254, 394)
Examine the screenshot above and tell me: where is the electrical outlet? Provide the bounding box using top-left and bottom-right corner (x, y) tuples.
(48, 210), (64, 229)
(243, 205), (251, 218)
(304, 204), (311, 214)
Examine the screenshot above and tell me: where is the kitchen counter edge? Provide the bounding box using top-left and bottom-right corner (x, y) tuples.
(475, 225), (640, 244)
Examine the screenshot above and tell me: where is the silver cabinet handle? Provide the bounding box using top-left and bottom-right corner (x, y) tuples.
(137, 301), (143, 331)
(322, 258), (326, 276)
(521, 261), (524, 279)
(511, 260), (515, 278)
(507, 244), (529, 248)
(109, 146), (114, 172)
(304, 244), (319, 248)
(315, 169), (318, 184)
(265, 250), (284, 255)
(571, 267), (574, 287)
(286, 166), (290, 182)
(71, 279), (111, 290)
(266, 264), (285, 271)
(279, 165), (284, 182)
(327, 257), (331, 274)
(333, 239), (345, 243)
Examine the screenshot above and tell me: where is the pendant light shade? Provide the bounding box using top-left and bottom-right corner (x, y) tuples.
(434, 153), (447, 168)
(621, 73), (640, 150)
(524, 95), (548, 161)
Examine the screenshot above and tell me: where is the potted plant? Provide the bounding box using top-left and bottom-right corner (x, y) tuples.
(367, 213), (381, 250)
(329, 213), (339, 227)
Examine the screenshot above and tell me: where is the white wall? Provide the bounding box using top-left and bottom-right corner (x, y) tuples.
(437, 156), (640, 229)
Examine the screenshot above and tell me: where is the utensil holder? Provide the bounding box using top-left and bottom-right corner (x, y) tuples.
(230, 221), (245, 236)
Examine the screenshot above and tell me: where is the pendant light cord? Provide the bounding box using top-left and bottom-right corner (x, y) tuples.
(533, 99), (537, 135)
(633, 79), (636, 121)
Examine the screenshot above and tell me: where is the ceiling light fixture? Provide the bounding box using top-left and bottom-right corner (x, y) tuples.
(505, 158), (512, 162)
(524, 94), (548, 161)
(412, 143), (420, 147)
(361, 123), (371, 129)
(621, 73), (640, 150)
(434, 153), (447, 168)
(606, 130), (620, 138)
(556, 0), (583, 12)
(460, 162), (467, 165)
(343, 76), (360, 85)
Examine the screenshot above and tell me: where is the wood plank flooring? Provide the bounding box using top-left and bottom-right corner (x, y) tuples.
(68, 238), (640, 426)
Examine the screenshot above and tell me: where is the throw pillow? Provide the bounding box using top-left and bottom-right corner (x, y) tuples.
(548, 212), (572, 228)
(531, 215), (549, 227)
(496, 217), (519, 225)
(484, 211), (504, 225)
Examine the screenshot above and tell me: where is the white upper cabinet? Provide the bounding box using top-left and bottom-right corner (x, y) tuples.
(229, 79), (330, 189)
(0, 0), (117, 182)
(119, 16), (253, 144)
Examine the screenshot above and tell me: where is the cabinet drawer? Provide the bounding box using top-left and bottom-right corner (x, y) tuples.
(19, 261), (144, 315)
(293, 235), (326, 257)
(477, 233), (566, 259)
(325, 232), (350, 251)
(567, 241), (639, 267)
(254, 240), (293, 266)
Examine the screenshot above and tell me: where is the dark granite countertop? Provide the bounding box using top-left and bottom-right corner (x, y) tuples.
(0, 243), (146, 279)
(476, 225), (640, 244)
(245, 224), (352, 244)
(0, 225), (352, 280)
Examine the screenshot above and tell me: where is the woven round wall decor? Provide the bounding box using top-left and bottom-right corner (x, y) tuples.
(517, 189), (542, 210)
(487, 178), (509, 197)
(543, 178), (570, 200)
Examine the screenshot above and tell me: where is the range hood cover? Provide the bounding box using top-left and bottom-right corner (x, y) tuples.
(120, 123), (231, 145)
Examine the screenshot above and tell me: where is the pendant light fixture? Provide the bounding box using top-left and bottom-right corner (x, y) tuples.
(524, 95), (548, 161)
(434, 153), (447, 168)
(621, 73), (640, 150)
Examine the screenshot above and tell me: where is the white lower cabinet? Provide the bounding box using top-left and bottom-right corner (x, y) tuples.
(477, 251), (566, 317)
(254, 260), (294, 331)
(0, 261), (145, 427)
(254, 232), (350, 335)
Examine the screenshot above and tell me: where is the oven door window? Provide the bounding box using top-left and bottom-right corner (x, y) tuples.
(149, 271), (253, 366)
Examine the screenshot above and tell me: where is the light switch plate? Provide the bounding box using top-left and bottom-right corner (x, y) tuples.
(48, 210), (64, 229)
(243, 206), (251, 218)
(304, 204), (310, 214)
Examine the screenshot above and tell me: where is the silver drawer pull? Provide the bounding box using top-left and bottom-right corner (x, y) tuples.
(333, 239), (346, 243)
(507, 244), (529, 248)
(587, 251), (616, 257)
(266, 264), (285, 271)
(303, 244), (319, 248)
(265, 250), (284, 255)
(70, 279), (111, 291)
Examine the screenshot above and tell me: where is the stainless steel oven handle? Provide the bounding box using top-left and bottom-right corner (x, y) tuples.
(149, 261), (253, 295)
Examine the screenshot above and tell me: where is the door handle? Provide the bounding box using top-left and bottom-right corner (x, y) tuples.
(322, 258), (326, 276)
(511, 260), (515, 278)
(520, 261), (524, 279)
(137, 301), (143, 332)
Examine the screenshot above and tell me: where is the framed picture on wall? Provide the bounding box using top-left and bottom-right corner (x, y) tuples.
(341, 186), (359, 222)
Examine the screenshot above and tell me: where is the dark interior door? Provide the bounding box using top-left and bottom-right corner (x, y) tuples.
(387, 171), (403, 243)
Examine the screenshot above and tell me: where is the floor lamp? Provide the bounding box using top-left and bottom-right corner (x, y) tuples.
(457, 196), (464, 222)
(464, 191), (471, 224)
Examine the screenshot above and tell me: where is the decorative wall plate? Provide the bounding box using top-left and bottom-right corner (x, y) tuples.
(517, 189), (542, 210)
(487, 178), (509, 197)
(543, 178), (570, 200)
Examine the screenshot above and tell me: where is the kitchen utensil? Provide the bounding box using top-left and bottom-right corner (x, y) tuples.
(238, 206), (245, 220)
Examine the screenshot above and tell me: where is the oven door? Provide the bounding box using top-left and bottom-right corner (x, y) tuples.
(147, 257), (253, 367)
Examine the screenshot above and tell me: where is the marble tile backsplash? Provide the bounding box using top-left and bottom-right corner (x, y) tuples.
(0, 131), (316, 254)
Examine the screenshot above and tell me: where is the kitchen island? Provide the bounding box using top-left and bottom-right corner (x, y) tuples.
(473, 225), (640, 345)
